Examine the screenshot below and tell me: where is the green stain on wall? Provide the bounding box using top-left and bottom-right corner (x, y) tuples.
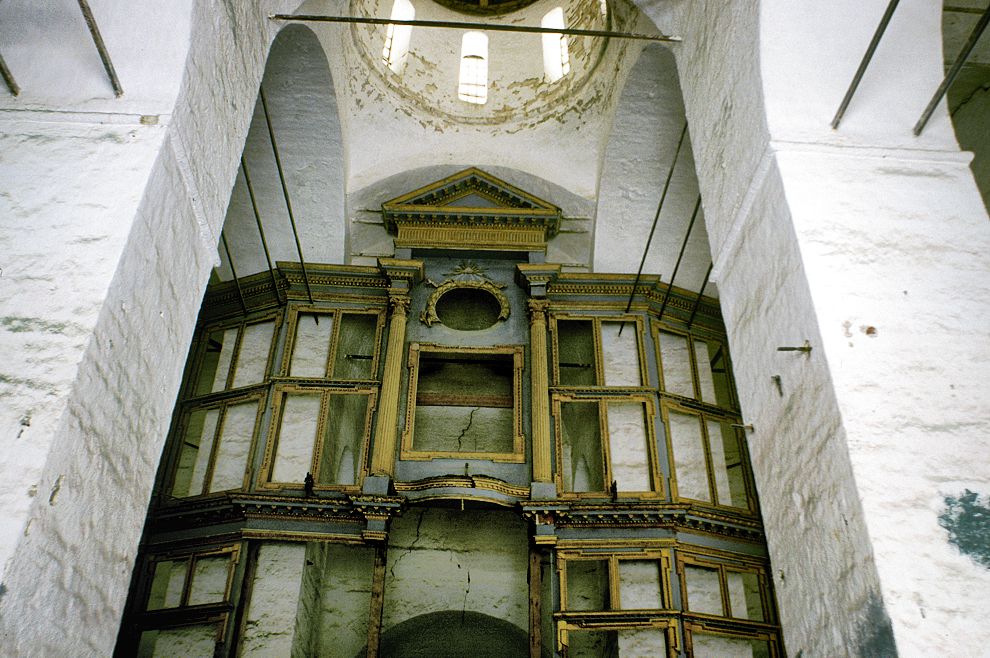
(940, 490), (990, 569)
(0, 316), (85, 335)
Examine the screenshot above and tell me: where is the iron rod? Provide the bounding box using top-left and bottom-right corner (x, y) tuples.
(618, 123), (689, 335)
(831, 0), (900, 129)
(686, 261), (713, 328)
(241, 157), (282, 304)
(221, 233), (249, 316)
(259, 86), (315, 305)
(0, 52), (19, 96)
(270, 13), (680, 43)
(657, 195), (702, 323)
(914, 4), (990, 136)
(77, 0), (123, 97)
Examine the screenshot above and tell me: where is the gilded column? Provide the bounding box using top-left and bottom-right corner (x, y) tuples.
(370, 294), (410, 477)
(368, 258), (422, 481)
(529, 299), (552, 483)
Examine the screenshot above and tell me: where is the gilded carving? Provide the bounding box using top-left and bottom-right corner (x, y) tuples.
(389, 295), (411, 317)
(420, 261), (511, 327)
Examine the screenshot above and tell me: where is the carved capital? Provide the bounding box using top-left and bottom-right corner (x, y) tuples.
(527, 298), (550, 323)
(389, 295), (411, 317)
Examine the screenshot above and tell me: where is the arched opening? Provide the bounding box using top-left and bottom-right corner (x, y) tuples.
(373, 611), (532, 658)
(217, 23), (345, 282)
(595, 42), (713, 297)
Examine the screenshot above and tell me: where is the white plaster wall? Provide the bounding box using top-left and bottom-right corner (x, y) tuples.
(307, 0), (645, 201)
(594, 42), (713, 294)
(241, 542), (307, 656)
(636, 0), (990, 654)
(383, 508), (529, 632)
(779, 147), (990, 656)
(349, 0), (609, 122)
(0, 3), (309, 653)
(218, 24), (347, 280)
(629, 0), (899, 654)
(0, 120), (168, 578)
(711, 163), (886, 654)
(759, 1), (955, 148)
(0, 0), (191, 115)
(755, 1), (990, 654)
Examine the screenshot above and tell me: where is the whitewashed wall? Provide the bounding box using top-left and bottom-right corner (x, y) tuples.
(0, 2), (307, 653)
(1, 0), (988, 655)
(640, 0), (990, 655)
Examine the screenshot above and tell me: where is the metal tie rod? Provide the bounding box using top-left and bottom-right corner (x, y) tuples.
(657, 195), (702, 323)
(270, 13), (680, 43)
(619, 123), (689, 335)
(77, 0), (123, 97)
(913, 4), (990, 136)
(259, 86), (315, 305)
(831, 0), (900, 129)
(221, 233), (249, 316)
(241, 158), (282, 304)
(0, 52), (19, 96)
(686, 261), (713, 329)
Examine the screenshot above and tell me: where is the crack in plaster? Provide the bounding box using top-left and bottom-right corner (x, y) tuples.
(389, 508), (426, 582)
(461, 566), (471, 624)
(456, 407), (479, 452)
(951, 83), (990, 118)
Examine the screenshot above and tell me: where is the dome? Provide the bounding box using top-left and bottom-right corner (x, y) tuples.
(347, 0), (635, 127)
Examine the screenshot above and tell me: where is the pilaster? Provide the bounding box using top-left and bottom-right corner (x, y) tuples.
(516, 264), (559, 488)
(368, 258), (423, 479)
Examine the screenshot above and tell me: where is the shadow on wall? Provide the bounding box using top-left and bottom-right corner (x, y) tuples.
(363, 610), (543, 658)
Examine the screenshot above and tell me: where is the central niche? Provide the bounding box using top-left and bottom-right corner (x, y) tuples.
(401, 343), (525, 461)
(434, 286), (503, 330)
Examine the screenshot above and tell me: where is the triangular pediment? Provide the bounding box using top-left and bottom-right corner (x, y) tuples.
(383, 167), (560, 213)
(381, 168), (562, 253)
